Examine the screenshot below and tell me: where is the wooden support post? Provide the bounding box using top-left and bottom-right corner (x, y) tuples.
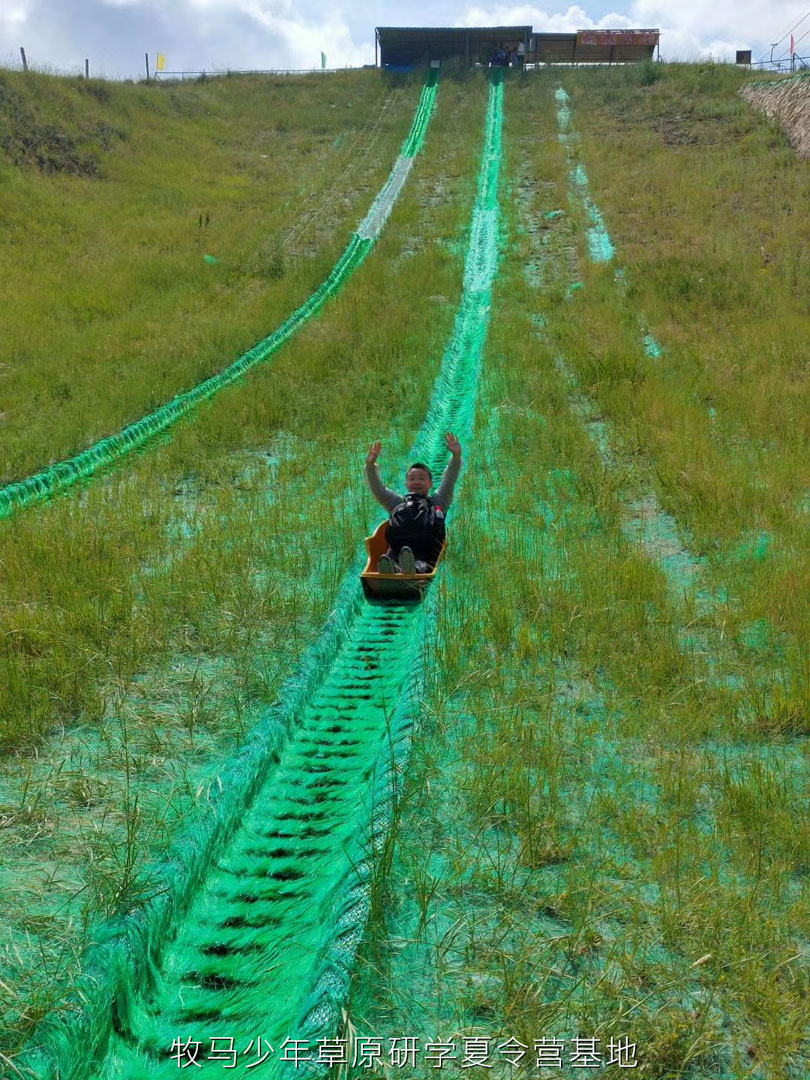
(375, 29), (378, 68)
(20, 46), (28, 71)
(145, 52), (150, 81)
(465, 32), (470, 66)
(85, 58), (89, 78)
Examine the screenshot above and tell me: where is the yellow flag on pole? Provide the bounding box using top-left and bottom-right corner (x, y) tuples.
(156, 53), (166, 71)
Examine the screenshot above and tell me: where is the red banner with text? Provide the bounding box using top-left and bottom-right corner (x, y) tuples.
(577, 30), (659, 47)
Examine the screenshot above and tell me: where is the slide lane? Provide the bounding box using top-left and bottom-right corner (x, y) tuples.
(0, 73), (439, 523)
(18, 72), (504, 1080)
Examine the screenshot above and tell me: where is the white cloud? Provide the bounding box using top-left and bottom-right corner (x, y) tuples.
(462, 0), (810, 60)
(2, 0), (808, 75)
(0, 0), (374, 76)
(630, 0), (810, 61)
(1, 1), (33, 30)
(229, 2), (372, 67)
(464, 5), (633, 32)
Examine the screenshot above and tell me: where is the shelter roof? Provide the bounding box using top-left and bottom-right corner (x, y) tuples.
(533, 29), (658, 63)
(375, 25), (659, 67)
(376, 26), (531, 66)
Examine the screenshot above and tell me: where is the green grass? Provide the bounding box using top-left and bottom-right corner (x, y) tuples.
(3, 63), (810, 1078)
(348, 68), (810, 1080)
(544, 63), (810, 732)
(0, 71), (489, 1056)
(0, 67), (418, 479)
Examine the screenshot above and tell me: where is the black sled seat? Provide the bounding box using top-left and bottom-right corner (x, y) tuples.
(360, 520), (447, 598)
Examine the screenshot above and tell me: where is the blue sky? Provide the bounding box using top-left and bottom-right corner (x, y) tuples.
(0, 0), (807, 78)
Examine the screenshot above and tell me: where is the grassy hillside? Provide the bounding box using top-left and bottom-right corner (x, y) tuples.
(554, 63), (810, 726)
(0, 67), (488, 1056)
(0, 68), (418, 479)
(349, 65), (810, 1079)
(1, 62), (809, 1079)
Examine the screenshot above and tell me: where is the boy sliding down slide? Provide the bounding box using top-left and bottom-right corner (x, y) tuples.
(365, 432), (462, 575)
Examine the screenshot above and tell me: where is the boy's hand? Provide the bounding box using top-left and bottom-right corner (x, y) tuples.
(445, 431), (462, 458)
(366, 441), (382, 466)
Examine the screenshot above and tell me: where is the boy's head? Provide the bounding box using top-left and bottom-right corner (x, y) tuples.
(405, 463), (432, 496)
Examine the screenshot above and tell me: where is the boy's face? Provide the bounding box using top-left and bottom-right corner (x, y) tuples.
(405, 467), (432, 496)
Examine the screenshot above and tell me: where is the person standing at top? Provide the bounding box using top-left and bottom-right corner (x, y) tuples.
(490, 43), (507, 67)
(365, 432), (462, 574)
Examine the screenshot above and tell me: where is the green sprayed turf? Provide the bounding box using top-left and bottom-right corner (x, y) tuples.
(15, 71), (505, 1080)
(0, 74), (439, 523)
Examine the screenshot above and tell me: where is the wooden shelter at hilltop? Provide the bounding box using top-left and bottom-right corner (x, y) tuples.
(375, 27), (531, 70)
(531, 30), (659, 65)
(375, 26), (659, 69)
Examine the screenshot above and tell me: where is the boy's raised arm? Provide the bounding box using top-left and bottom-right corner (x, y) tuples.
(365, 441), (403, 511)
(435, 431), (463, 508)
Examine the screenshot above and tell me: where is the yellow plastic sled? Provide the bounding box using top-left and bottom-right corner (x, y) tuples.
(360, 520), (447, 598)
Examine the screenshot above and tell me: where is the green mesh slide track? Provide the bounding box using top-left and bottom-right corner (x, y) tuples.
(15, 71), (504, 1080)
(0, 72), (439, 523)
(95, 600), (426, 1079)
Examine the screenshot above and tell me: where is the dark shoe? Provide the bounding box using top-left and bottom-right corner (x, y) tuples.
(378, 553), (396, 574)
(399, 547), (416, 575)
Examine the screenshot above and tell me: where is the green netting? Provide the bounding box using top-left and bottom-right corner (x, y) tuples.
(554, 87), (615, 264)
(11, 71), (504, 1080)
(556, 88), (665, 355)
(743, 71), (810, 90)
(293, 71), (504, 1063)
(0, 73), (439, 523)
(12, 559), (365, 1080)
(400, 70), (439, 158)
(357, 70), (438, 241)
(547, 91), (782, 683)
